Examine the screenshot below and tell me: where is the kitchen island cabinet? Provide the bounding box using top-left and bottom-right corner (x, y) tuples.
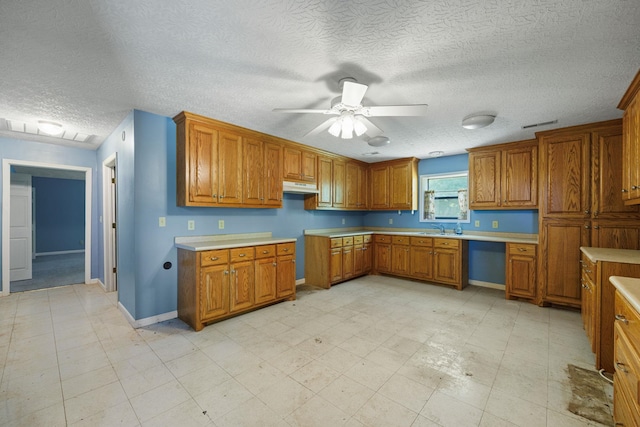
(305, 234), (372, 288)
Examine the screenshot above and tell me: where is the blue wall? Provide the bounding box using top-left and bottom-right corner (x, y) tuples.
(32, 177), (85, 253)
(0, 137), (98, 292)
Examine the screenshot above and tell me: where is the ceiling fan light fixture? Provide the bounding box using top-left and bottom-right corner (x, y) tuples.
(340, 116), (354, 139)
(328, 119), (342, 137)
(37, 120), (64, 135)
(462, 114), (495, 130)
(353, 118), (367, 136)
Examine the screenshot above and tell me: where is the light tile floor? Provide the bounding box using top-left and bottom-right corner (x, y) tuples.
(0, 275), (613, 426)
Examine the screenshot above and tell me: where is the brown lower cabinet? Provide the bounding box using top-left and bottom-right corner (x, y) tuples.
(178, 242), (296, 331)
(305, 234), (373, 288)
(613, 290), (640, 424)
(505, 243), (537, 301)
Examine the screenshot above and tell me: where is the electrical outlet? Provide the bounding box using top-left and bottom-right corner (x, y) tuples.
(188, 220), (195, 230)
(158, 217), (166, 227)
(389, 218), (393, 225)
(474, 220), (480, 227)
(218, 220), (225, 229)
(492, 220), (499, 229)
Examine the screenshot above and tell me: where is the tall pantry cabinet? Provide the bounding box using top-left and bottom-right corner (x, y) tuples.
(537, 119), (640, 307)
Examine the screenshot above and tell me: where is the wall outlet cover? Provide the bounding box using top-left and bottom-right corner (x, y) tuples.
(218, 220), (225, 229)
(389, 218), (393, 225)
(188, 220), (195, 230)
(492, 220), (499, 229)
(159, 217), (166, 227)
(474, 220), (480, 227)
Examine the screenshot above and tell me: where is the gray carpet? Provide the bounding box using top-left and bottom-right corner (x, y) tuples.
(10, 253), (85, 292)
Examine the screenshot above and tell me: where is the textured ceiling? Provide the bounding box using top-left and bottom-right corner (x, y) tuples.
(0, 0), (639, 162)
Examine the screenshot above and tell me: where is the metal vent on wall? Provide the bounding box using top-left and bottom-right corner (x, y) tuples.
(2, 118), (93, 142)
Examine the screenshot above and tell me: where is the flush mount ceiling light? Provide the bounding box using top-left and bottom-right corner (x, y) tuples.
(366, 135), (390, 147)
(461, 114), (495, 130)
(37, 120), (64, 135)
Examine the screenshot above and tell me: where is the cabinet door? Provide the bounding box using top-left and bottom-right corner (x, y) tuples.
(506, 253), (537, 299)
(502, 145), (537, 208)
(622, 97), (640, 203)
(592, 125), (639, 217)
(346, 162), (359, 209)
(391, 244), (410, 276)
(243, 137), (263, 205)
(357, 164), (368, 209)
(264, 142), (283, 206)
(540, 220), (590, 306)
(283, 147), (303, 181)
(540, 132), (591, 218)
(375, 243), (391, 273)
(370, 165), (390, 209)
(255, 257), (276, 304)
(302, 151), (317, 182)
(433, 248), (459, 285)
(410, 246), (433, 280)
(333, 160), (346, 208)
(469, 150), (501, 209)
(188, 122), (219, 204)
(342, 245), (354, 279)
(200, 264), (229, 320)
(317, 156), (333, 207)
(230, 261), (254, 312)
(276, 254), (296, 298)
(363, 243), (372, 273)
(353, 244), (364, 276)
(390, 162), (412, 209)
(330, 248), (343, 283)
(591, 221), (640, 249)
(218, 131), (243, 204)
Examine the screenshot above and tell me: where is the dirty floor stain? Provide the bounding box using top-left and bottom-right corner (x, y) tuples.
(566, 364), (613, 425)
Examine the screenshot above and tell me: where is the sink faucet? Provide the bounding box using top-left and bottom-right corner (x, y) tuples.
(429, 223), (445, 235)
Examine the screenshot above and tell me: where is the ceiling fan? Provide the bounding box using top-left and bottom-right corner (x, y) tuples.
(273, 77), (428, 145)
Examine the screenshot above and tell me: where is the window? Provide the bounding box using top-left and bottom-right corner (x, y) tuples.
(419, 171), (469, 223)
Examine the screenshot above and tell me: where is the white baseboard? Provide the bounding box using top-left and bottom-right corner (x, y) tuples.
(118, 302), (177, 329)
(94, 278), (106, 291)
(468, 280), (505, 290)
(296, 278), (305, 286)
(36, 249), (85, 256)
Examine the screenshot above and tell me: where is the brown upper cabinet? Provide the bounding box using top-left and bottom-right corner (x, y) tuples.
(468, 140), (537, 210)
(283, 146), (316, 183)
(618, 69), (640, 205)
(174, 111), (282, 208)
(368, 157), (419, 211)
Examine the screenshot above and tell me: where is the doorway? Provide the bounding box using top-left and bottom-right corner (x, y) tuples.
(102, 154), (117, 292)
(2, 159), (92, 296)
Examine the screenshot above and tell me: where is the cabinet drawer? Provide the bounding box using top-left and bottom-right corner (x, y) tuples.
(616, 292), (640, 354)
(392, 236), (410, 245)
(342, 236), (354, 246)
(353, 235), (363, 245)
(255, 245), (276, 259)
(410, 236), (433, 247)
(507, 243), (536, 256)
(363, 234), (372, 243)
(277, 242), (295, 256)
(434, 238), (460, 249)
(581, 255), (596, 284)
(330, 238), (343, 248)
(374, 234), (391, 243)
(230, 247), (255, 262)
(615, 323), (640, 405)
(200, 249), (229, 266)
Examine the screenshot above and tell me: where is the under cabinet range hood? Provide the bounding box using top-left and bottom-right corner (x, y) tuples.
(282, 181), (319, 194)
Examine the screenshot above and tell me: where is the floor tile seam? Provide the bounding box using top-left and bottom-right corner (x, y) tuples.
(377, 372), (434, 415)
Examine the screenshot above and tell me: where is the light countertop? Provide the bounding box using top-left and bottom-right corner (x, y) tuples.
(611, 276), (640, 314)
(580, 247), (640, 264)
(175, 232), (296, 251)
(304, 228), (538, 244)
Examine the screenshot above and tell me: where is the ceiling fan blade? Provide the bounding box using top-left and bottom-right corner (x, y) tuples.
(363, 104), (428, 116)
(357, 116), (384, 137)
(304, 117), (339, 137)
(272, 108), (333, 114)
(341, 81), (368, 107)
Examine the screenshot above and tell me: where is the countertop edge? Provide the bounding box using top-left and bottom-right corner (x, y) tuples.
(176, 237), (297, 251)
(580, 246), (640, 265)
(611, 276), (640, 314)
(304, 229), (537, 244)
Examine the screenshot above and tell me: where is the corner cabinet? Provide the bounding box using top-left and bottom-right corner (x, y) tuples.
(178, 242), (296, 331)
(174, 111), (282, 208)
(468, 140), (538, 210)
(618, 69), (640, 205)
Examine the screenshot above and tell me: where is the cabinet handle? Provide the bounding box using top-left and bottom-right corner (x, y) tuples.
(219, 195), (224, 199)
(616, 362), (629, 373)
(210, 256), (219, 261)
(239, 253), (246, 257)
(584, 225), (590, 229)
(584, 269), (592, 273)
(615, 314), (629, 324)
(622, 189), (628, 193)
(517, 247), (526, 252)
(632, 185), (639, 190)
(504, 199), (507, 203)
(273, 262), (277, 266)
(584, 210), (590, 214)
(212, 194), (217, 198)
(283, 248), (289, 252)
(262, 250), (269, 254)
(442, 242), (449, 245)
(292, 260), (296, 263)
(224, 270), (229, 275)
(593, 226), (599, 229)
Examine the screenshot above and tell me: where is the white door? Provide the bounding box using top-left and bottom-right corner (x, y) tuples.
(10, 174), (33, 281)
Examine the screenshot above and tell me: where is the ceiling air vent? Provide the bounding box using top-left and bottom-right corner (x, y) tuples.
(521, 120), (558, 130)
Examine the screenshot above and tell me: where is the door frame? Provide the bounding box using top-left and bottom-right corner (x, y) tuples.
(2, 159), (92, 296)
(102, 154), (117, 292)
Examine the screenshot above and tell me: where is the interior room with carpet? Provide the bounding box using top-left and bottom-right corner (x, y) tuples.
(1, 1), (639, 426)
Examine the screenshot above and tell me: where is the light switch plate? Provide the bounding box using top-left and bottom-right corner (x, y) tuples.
(188, 220), (195, 230)
(158, 217), (166, 227)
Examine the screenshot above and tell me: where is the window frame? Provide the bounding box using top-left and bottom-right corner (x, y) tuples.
(419, 170), (470, 223)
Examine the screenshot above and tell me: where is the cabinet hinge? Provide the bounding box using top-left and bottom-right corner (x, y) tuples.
(111, 177), (115, 184)
(112, 223), (116, 229)
(112, 267), (117, 273)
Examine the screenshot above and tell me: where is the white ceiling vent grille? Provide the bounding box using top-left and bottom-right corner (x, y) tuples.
(3, 119), (92, 142)
(521, 120), (558, 130)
